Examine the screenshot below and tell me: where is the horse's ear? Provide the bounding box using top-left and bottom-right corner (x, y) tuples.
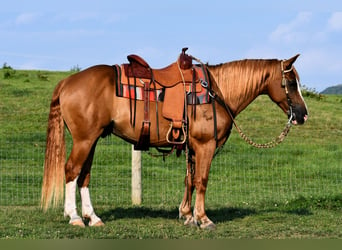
(284, 54), (300, 70)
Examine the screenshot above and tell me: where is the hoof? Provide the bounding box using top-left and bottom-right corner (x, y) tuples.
(200, 221), (216, 230)
(183, 216), (197, 227)
(90, 220), (105, 227)
(84, 214), (105, 227)
(69, 218), (85, 228)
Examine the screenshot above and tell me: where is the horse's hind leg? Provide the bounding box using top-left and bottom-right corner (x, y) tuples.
(77, 139), (104, 227)
(64, 138), (98, 227)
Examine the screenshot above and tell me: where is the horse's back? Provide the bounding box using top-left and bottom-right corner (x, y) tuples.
(61, 65), (115, 91)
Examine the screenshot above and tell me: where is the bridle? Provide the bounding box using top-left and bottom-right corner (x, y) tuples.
(281, 60), (295, 124)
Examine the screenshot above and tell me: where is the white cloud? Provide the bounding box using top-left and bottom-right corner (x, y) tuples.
(328, 12), (342, 31)
(15, 13), (38, 25)
(269, 12), (312, 43)
(68, 12), (99, 22)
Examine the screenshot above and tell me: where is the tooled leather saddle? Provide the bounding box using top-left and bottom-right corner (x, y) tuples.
(115, 48), (210, 151)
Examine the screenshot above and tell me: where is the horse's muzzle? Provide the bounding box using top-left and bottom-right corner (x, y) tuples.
(289, 107), (308, 125)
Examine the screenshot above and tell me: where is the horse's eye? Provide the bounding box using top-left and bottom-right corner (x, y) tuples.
(287, 80), (298, 91)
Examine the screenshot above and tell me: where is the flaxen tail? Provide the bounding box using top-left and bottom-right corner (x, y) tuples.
(41, 80), (66, 211)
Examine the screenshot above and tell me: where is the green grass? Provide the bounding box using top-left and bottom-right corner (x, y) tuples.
(1, 199), (342, 239)
(0, 68), (341, 238)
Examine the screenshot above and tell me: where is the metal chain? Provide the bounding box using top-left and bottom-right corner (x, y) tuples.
(215, 90), (293, 149)
(233, 120), (292, 148)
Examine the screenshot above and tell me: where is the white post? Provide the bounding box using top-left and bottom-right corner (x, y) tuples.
(131, 145), (142, 205)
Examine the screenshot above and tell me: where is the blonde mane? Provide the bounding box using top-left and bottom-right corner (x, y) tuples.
(208, 59), (281, 114)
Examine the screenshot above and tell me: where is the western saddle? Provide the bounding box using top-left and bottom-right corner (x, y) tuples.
(122, 48), (207, 151)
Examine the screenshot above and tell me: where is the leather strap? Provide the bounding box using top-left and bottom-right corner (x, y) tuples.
(134, 74), (152, 151)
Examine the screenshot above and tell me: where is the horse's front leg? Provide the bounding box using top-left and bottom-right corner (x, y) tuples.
(179, 152), (196, 226)
(192, 143), (216, 230)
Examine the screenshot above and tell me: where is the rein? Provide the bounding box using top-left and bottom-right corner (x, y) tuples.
(205, 60), (294, 149)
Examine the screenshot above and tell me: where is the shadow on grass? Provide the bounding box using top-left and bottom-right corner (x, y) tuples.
(97, 195), (342, 224)
(99, 206), (257, 223)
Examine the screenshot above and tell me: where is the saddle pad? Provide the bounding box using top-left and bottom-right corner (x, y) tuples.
(114, 65), (211, 105)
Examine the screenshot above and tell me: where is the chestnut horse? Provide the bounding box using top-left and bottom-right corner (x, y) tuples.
(41, 54), (308, 229)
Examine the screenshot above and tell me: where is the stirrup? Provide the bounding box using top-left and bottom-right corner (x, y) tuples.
(166, 122), (186, 145)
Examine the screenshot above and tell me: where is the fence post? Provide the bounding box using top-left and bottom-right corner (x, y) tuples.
(131, 145), (142, 205)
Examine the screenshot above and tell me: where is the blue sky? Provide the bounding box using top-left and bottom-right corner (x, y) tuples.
(1, 0), (341, 92)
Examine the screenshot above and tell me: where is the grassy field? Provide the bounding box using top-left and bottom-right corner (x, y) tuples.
(0, 67), (341, 239)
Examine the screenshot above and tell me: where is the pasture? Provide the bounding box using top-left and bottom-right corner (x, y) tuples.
(0, 67), (341, 238)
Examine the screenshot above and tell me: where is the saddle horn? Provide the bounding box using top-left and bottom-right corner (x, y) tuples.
(178, 47), (193, 70)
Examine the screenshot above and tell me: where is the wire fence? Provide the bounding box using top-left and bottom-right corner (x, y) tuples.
(1, 127), (341, 208)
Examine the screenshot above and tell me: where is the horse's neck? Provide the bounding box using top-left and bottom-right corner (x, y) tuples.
(208, 62), (270, 116)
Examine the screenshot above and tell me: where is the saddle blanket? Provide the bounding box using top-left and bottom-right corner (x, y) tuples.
(114, 65), (211, 105)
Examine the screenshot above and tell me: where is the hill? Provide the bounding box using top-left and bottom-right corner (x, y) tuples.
(321, 84), (342, 94)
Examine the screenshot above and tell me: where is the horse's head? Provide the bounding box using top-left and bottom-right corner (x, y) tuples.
(267, 54), (308, 125)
